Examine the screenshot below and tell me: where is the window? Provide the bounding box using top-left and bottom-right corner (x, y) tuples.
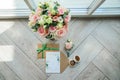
(0, 0), (119, 18)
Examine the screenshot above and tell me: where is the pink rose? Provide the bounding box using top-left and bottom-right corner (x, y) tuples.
(52, 16), (58, 21)
(29, 14), (38, 26)
(29, 14), (39, 23)
(63, 25), (68, 32)
(58, 7), (64, 15)
(65, 42), (73, 50)
(33, 15), (38, 21)
(56, 28), (66, 37)
(64, 15), (70, 23)
(49, 26), (56, 32)
(38, 27), (47, 36)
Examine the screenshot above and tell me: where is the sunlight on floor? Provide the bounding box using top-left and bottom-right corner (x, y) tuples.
(0, 21), (15, 34)
(0, 45), (15, 62)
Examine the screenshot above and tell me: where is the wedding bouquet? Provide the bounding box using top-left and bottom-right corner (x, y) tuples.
(28, 1), (71, 40)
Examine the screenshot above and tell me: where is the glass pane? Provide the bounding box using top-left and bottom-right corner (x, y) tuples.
(58, 0), (94, 8)
(99, 0), (120, 8)
(33, 0), (94, 8)
(93, 0), (120, 15)
(0, 0), (29, 9)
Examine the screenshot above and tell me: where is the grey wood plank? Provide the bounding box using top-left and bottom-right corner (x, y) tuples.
(63, 18), (101, 42)
(0, 72), (6, 80)
(93, 49), (120, 80)
(47, 35), (103, 80)
(0, 20), (45, 71)
(75, 62), (105, 80)
(110, 20), (120, 34)
(0, 60), (21, 80)
(92, 20), (120, 61)
(0, 34), (46, 80)
(103, 77), (110, 80)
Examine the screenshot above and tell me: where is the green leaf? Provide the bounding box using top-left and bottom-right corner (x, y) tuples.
(42, 10), (48, 15)
(46, 34), (52, 39)
(32, 9), (35, 12)
(43, 23), (50, 29)
(46, 63), (48, 67)
(54, 6), (57, 10)
(31, 23), (40, 31)
(52, 21), (58, 26)
(54, 1), (60, 6)
(63, 14), (67, 18)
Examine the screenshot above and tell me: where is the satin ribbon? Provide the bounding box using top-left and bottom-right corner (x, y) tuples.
(37, 44), (59, 58)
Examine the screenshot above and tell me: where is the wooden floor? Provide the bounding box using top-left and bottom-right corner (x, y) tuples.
(0, 18), (120, 80)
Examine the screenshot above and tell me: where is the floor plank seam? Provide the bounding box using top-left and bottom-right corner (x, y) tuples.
(71, 33), (90, 55)
(92, 62), (111, 80)
(83, 36), (111, 79)
(111, 26), (120, 35)
(18, 19), (43, 43)
(91, 47), (104, 62)
(0, 58), (23, 80)
(102, 76), (110, 80)
(74, 62), (96, 80)
(4, 33), (46, 74)
(91, 34), (120, 62)
(88, 20), (102, 35)
(71, 20), (102, 55)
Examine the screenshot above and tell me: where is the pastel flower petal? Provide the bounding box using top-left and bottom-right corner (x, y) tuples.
(38, 27), (46, 36)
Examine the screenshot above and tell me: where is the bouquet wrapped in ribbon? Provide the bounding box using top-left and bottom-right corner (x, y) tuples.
(28, 1), (71, 40)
